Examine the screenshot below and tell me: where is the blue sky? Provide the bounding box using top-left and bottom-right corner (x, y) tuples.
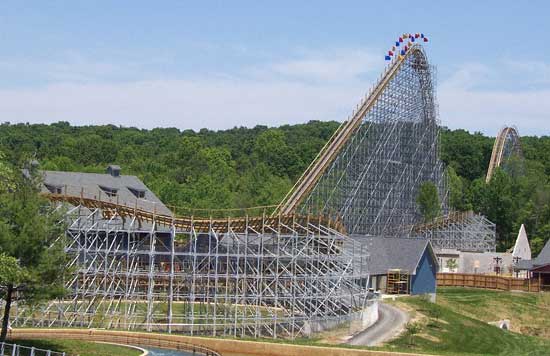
(1, 1), (549, 135)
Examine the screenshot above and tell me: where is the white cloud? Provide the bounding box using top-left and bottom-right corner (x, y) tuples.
(2, 49), (550, 136)
(439, 87), (550, 135)
(268, 49), (381, 83)
(439, 63), (491, 91)
(0, 48), (381, 130)
(439, 62), (550, 136)
(501, 59), (550, 85)
(0, 79), (364, 130)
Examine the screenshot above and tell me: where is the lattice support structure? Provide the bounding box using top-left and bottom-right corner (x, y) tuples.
(278, 45), (447, 237)
(412, 211), (496, 252)
(13, 204), (371, 339)
(486, 126), (523, 183)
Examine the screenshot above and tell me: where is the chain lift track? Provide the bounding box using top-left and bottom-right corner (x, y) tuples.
(276, 45), (447, 236)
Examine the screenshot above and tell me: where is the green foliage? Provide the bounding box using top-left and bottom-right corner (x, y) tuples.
(0, 254), (27, 286)
(445, 258), (458, 272)
(388, 292), (550, 355)
(0, 151), (15, 193)
(440, 128), (493, 181)
(417, 182), (441, 223)
(446, 166), (472, 211)
(405, 321), (422, 346)
(1, 122), (550, 253)
(0, 159), (68, 341)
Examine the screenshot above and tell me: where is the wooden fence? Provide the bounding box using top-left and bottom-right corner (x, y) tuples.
(437, 273), (541, 292)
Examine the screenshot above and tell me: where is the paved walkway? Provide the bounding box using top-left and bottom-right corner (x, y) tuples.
(347, 302), (409, 346)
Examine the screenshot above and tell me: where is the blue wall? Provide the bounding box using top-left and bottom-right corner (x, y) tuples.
(411, 248), (437, 295)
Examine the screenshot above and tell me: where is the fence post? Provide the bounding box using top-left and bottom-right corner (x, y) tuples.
(11, 344), (16, 356)
(30, 347), (35, 356)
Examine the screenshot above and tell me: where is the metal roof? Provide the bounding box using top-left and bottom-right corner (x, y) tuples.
(351, 236), (437, 275)
(41, 169), (172, 216)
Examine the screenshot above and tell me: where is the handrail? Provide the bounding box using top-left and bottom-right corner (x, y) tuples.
(0, 341), (66, 356)
(10, 330), (221, 356)
(42, 189), (346, 234)
(275, 44), (428, 215)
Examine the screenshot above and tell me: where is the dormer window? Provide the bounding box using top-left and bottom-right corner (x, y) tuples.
(99, 185), (118, 197)
(128, 187), (146, 199)
(106, 165), (121, 177)
(45, 184), (63, 194)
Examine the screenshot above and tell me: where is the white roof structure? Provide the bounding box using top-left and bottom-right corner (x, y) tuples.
(512, 224), (531, 261)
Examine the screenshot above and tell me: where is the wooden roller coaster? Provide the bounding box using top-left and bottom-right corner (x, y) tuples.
(486, 127), (522, 183)
(274, 45), (428, 216)
(44, 192), (344, 234)
(41, 45), (429, 236)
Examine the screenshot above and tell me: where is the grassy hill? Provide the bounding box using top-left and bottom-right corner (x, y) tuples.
(436, 287), (550, 339)
(382, 288), (550, 356)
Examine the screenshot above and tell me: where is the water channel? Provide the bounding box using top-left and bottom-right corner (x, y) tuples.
(144, 347), (198, 356)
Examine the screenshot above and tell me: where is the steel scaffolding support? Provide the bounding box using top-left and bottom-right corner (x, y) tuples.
(412, 211), (496, 252)
(13, 205), (371, 339)
(279, 45), (447, 237)
(12, 42), (499, 339)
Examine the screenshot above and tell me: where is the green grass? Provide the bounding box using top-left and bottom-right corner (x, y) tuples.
(436, 287), (550, 338)
(248, 289), (550, 356)
(381, 293), (550, 356)
(18, 300), (284, 328)
(7, 339), (141, 356)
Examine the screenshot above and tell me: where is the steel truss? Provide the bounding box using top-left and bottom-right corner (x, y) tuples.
(13, 204), (370, 339)
(413, 211), (496, 252)
(295, 46), (447, 236)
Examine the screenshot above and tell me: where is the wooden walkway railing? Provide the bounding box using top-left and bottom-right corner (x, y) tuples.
(44, 192), (346, 234)
(437, 273), (541, 292)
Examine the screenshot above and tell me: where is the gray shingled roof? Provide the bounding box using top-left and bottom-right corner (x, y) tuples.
(518, 238), (550, 270)
(351, 236), (437, 275)
(41, 169), (172, 216)
(535, 238), (550, 264)
(516, 240), (550, 270)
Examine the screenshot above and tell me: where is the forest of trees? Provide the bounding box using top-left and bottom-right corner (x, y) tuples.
(1, 121), (549, 254)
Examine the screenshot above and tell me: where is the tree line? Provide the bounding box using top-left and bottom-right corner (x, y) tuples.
(1, 121), (549, 254)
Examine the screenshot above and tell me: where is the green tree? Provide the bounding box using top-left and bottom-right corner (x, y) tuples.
(0, 151), (15, 193)
(417, 182), (441, 223)
(447, 166), (471, 211)
(475, 169), (516, 249)
(253, 129), (303, 178)
(446, 258), (458, 272)
(0, 162), (68, 341)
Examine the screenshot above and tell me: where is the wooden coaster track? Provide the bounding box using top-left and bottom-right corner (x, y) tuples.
(274, 45), (427, 216)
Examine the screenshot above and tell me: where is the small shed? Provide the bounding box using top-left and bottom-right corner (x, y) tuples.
(357, 237), (439, 295)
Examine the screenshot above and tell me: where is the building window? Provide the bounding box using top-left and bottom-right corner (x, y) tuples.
(99, 185), (118, 197)
(128, 187), (146, 199)
(45, 184), (63, 194)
